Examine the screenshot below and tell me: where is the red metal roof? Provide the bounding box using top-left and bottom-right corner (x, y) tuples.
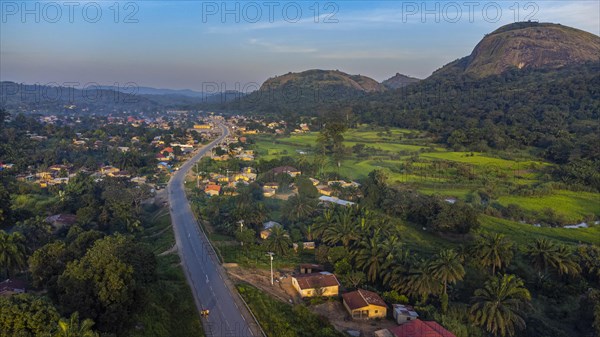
(389, 319), (456, 337)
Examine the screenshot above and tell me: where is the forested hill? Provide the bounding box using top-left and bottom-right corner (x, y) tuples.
(225, 69), (386, 116)
(353, 62), (600, 164)
(220, 22), (600, 169)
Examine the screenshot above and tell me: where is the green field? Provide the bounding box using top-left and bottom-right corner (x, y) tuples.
(479, 215), (600, 246)
(252, 126), (600, 225)
(497, 190), (600, 223)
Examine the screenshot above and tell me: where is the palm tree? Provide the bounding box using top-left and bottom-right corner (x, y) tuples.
(354, 236), (386, 283)
(382, 248), (412, 291)
(525, 238), (579, 276)
(429, 249), (465, 312)
(429, 249), (465, 296)
(554, 244), (580, 276)
(470, 274), (531, 337)
(284, 195), (316, 223)
(473, 233), (514, 275)
(525, 238), (558, 274)
(312, 209), (334, 241)
(0, 231), (27, 278)
(54, 312), (99, 337)
(265, 225), (292, 256)
(404, 259), (442, 302)
(322, 216), (357, 248)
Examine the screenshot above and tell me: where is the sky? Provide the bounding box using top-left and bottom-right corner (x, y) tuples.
(1, 0), (599, 91)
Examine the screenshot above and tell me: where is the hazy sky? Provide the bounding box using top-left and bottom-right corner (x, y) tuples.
(1, 1), (599, 91)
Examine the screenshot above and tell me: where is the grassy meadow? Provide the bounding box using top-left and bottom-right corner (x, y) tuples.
(251, 125), (599, 232)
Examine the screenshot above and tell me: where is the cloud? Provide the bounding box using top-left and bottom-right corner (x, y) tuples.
(247, 38), (318, 53)
(317, 50), (414, 60)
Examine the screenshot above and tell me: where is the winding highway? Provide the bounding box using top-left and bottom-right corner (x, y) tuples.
(167, 123), (256, 337)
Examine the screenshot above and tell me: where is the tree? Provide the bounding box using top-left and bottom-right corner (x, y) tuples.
(15, 217), (53, 250)
(316, 120), (347, 168)
(404, 259), (442, 302)
(0, 294), (60, 337)
(429, 249), (465, 312)
(283, 195), (317, 223)
(0, 182), (13, 228)
(29, 241), (70, 290)
(577, 244), (600, 282)
(382, 248), (412, 291)
(343, 270), (366, 289)
(354, 236), (386, 283)
(472, 233), (514, 275)
(54, 312), (99, 337)
(235, 228), (256, 248)
(0, 230), (27, 278)
(470, 274), (531, 337)
(57, 235), (138, 333)
(525, 238), (559, 274)
(265, 225), (292, 256)
(322, 208), (357, 248)
(525, 238), (580, 276)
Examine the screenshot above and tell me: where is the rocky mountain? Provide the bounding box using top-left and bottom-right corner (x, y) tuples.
(382, 73), (421, 89)
(434, 22), (600, 78)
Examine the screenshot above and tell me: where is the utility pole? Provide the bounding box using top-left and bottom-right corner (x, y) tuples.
(267, 252), (274, 285)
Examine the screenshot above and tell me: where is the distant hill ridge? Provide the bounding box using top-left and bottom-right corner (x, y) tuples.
(260, 69), (386, 93)
(382, 73), (421, 89)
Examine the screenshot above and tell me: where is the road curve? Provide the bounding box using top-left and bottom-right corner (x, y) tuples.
(167, 123), (255, 337)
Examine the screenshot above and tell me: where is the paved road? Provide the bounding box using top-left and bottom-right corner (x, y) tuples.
(168, 124), (255, 337)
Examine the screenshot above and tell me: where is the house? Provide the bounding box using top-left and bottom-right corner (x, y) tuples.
(235, 154), (255, 161)
(100, 165), (120, 175)
(263, 183), (278, 197)
(108, 171), (131, 178)
(318, 196), (355, 207)
(342, 289), (387, 320)
(291, 272), (340, 298)
(393, 304), (419, 324)
(0, 279), (26, 296)
(299, 264), (325, 274)
(205, 184), (221, 196)
(388, 319), (456, 337)
(260, 221), (280, 239)
(157, 162), (171, 170)
(194, 124), (212, 129)
(293, 242), (316, 251)
(45, 214), (77, 231)
(233, 172), (256, 182)
(316, 185), (334, 196)
(271, 166), (301, 177)
(48, 164), (70, 172)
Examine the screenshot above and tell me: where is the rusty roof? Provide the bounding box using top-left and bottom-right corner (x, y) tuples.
(293, 272), (339, 290)
(342, 289), (387, 310)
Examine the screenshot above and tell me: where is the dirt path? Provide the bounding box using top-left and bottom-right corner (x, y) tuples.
(225, 265), (301, 304)
(158, 244), (178, 256)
